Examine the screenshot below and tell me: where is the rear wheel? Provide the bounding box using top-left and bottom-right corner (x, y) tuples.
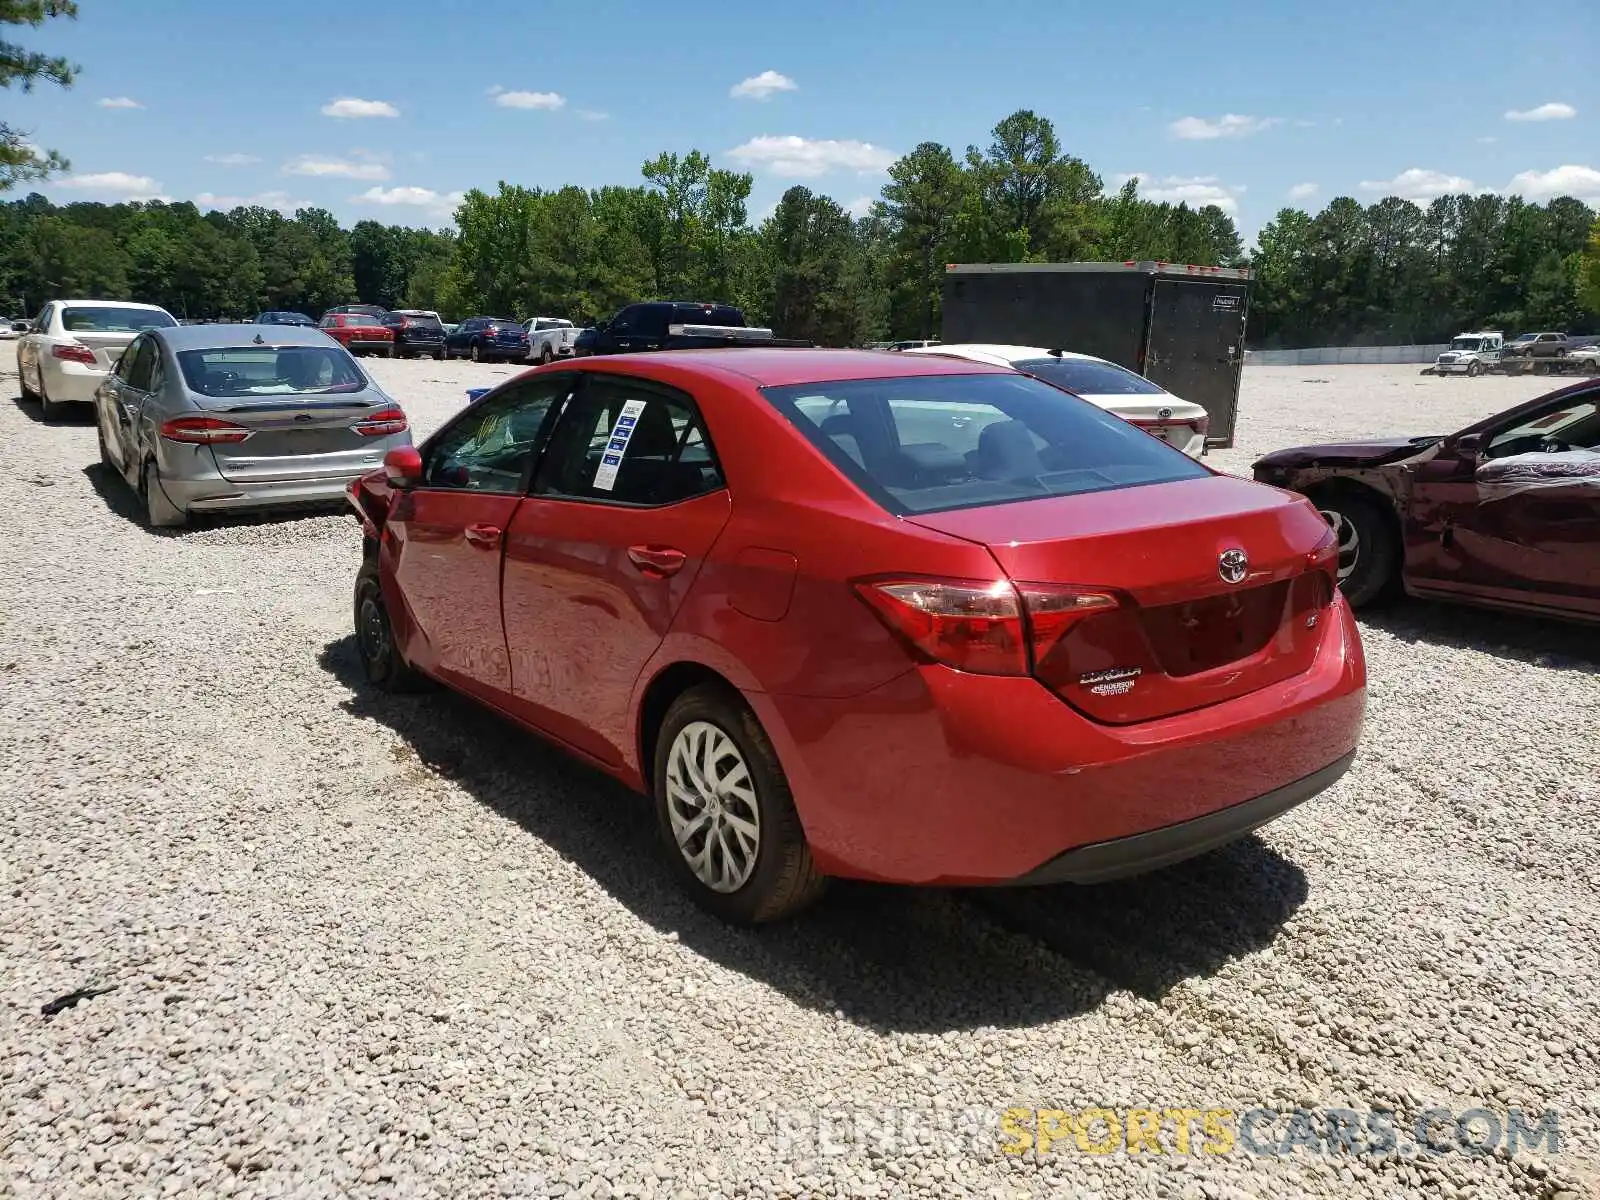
(652, 685), (825, 924)
(142, 462), (186, 529)
(434, 348), (446, 361)
(1315, 489), (1398, 609)
(353, 558), (430, 692)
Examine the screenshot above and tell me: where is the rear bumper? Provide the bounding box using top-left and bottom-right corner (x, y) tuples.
(756, 593), (1366, 885)
(346, 339), (393, 354)
(39, 357), (108, 404)
(1008, 750), (1355, 885)
(156, 443), (394, 515)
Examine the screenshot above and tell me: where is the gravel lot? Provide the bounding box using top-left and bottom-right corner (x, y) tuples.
(2, 353), (1597, 1200)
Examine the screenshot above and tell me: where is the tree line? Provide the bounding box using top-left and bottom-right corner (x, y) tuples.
(2, 108), (1598, 348)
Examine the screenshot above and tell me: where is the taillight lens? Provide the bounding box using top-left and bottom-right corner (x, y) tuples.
(854, 577), (1120, 676)
(1307, 525), (1339, 590)
(160, 416), (251, 444)
(352, 406), (408, 437)
(52, 343), (97, 365)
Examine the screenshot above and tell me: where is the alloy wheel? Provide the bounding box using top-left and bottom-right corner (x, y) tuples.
(1318, 507), (1361, 583)
(665, 721), (761, 893)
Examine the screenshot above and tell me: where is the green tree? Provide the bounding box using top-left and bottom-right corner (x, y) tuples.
(876, 142), (969, 337)
(1, 0), (76, 192)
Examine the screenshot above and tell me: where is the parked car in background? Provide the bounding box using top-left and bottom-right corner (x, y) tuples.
(319, 312), (395, 357)
(905, 343), (1212, 457)
(345, 348), (1364, 923)
(254, 311), (317, 327)
(575, 302), (787, 357)
(17, 299), (179, 420)
(381, 310), (447, 359)
(323, 304), (390, 321)
(95, 324), (411, 529)
(886, 339), (941, 351)
(442, 317), (530, 363)
(1432, 330), (1503, 376)
(1501, 332), (1569, 361)
(1253, 378), (1599, 622)
(523, 317), (578, 364)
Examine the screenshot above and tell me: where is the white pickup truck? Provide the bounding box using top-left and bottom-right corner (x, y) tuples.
(523, 317), (577, 363)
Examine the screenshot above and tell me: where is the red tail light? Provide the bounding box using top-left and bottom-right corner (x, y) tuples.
(52, 343), (98, 365)
(854, 577), (1119, 676)
(352, 406), (408, 437)
(160, 415), (251, 444)
(1306, 525), (1339, 590)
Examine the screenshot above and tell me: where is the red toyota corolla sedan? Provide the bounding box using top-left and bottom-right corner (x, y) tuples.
(346, 350), (1366, 923)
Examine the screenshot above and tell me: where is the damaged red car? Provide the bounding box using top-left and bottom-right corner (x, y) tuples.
(1253, 379), (1600, 624)
(347, 350), (1366, 923)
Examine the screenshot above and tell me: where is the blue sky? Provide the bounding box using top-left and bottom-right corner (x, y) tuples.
(10, 0), (1598, 244)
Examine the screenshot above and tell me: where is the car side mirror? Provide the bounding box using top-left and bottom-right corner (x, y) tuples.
(1452, 433), (1484, 462)
(383, 446), (423, 489)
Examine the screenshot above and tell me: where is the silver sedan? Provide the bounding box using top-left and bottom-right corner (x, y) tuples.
(94, 323), (414, 528)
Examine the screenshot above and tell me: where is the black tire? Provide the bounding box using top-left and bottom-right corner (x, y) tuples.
(37, 371), (61, 422)
(142, 461), (186, 529)
(652, 684), (826, 924)
(434, 349), (446, 361)
(470, 342), (482, 364)
(1466, 360), (1481, 378)
(353, 558), (431, 692)
(540, 347), (553, 365)
(1314, 488), (1399, 609)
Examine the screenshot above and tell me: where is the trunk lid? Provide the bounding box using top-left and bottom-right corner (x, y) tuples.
(68, 330), (138, 372)
(197, 396), (396, 482)
(1078, 393), (1207, 452)
(908, 475), (1338, 724)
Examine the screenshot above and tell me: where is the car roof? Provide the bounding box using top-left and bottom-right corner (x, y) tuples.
(153, 324), (337, 351)
(581, 347), (1012, 389)
(55, 299), (170, 310)
(903, 343), (1109, 366)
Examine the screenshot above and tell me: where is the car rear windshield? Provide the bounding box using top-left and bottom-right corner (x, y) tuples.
(63, 306), (176, 333)
(1013, 357), (1167, 396)
(673, 304), (744, 327)
(177, 346), (369, 397)
(488, 320), (523, 332)
(762, 372), (1209, 516)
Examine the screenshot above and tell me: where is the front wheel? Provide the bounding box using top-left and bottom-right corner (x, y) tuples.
(653, 685), (826, 924)
(1316, 490), (1398, 609)
(469, 343), (482, 364)
(353, 558), (431, 692)
(1466, 360), (1481, 378)
(435, 348), (447, 361)
(37, 371), (61, 422)
(540, 347), (554, 365)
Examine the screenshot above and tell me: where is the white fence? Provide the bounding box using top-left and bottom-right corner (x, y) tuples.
(1247, 344), (1448, 366)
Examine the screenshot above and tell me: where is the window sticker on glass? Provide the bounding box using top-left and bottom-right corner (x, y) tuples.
(592, 398), (649, 491)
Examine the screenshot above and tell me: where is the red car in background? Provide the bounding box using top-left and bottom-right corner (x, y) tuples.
(347, 350), (1366, 923)
(319, 312), (394, 357)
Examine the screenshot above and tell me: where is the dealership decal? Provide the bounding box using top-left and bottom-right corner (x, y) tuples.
(591, 399), (648, 491)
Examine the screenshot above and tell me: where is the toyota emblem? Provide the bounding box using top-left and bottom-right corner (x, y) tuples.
(1218, 548), (1249, 584)
(1157, 406), (1173, 419)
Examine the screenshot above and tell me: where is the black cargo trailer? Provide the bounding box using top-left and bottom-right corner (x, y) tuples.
(941, 261), (1252, 447)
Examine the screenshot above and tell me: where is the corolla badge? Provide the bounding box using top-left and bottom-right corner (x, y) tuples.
(1218, 548), (1250, 585)
(1157, 406), (1173, 419)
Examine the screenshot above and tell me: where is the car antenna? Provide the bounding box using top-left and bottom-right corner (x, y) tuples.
(253, 332), (265, 344)
(1048, 348), (1063, 357)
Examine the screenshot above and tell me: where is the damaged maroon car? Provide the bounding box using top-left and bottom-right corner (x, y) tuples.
(1253, 379), (1600, 624)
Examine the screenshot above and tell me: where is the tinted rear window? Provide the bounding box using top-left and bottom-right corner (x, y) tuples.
(177, 346), (369, 397)
(674, 304), (743, 327)
(63, 306), (176, 333)
(1014, 358), (1167, 396)
(762, 373), (1208, 516)
(488, 320), (523, 332)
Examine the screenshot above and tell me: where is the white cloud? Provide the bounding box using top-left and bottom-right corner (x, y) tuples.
(97, 96), (142, 110)
(321, 97), (399, 119)
(1359, 168), (1476, 201)
(352, 185), (466, 219)
(1288, 182), (1319, 200)
(576, 109), (609, 122)
(55, 171), (168, 201)
(283, 155), (391, 181)
(1169, 114), (1282, 140)
(204, 152), (261, 166)
(1112, 173), (1244, 214)
(1477, 136), (1498, 145)
(494, 90), (565, 110)
(727, 135), (896, 178)
(195, 190), (304, 215)
(1505, 102), (1576, 122)
(843, 195), (875, 218)
(1506, 164), (1600, 203)
(730, 70), (798, 101)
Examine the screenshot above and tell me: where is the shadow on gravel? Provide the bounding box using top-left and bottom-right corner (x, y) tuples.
(79, 463), (345, 535)
(319, 634), (1306, 1033)
(1361, 600), (1599, 673)
(10, 394), (95, 424)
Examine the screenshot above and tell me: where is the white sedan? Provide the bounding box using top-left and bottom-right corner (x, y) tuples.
(17, 299), (179, 421)
(903, 343), (1211, 457)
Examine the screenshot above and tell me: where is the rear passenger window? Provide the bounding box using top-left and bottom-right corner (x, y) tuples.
(534, 378), (723, 506)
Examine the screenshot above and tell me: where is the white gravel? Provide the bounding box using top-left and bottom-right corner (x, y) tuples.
(2, 353), (1597, 1200)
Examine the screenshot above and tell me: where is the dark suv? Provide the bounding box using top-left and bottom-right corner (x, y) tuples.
(442, 317), (530, 363)
(577, 301), (749, 356)
(382, 311), (447, 359)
